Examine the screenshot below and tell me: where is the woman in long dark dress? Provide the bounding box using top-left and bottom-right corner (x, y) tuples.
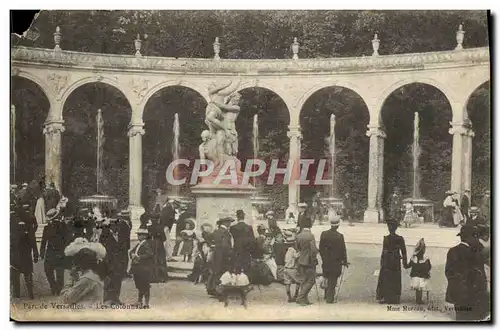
(149, 214), (168, 283)
(376, 219), (408, 304)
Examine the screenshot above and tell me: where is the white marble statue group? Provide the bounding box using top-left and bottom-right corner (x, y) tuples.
(199, 80), (242, 169)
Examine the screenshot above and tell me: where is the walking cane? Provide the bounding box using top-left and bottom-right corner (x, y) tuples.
(314, 278), (321, 306)
(334, 264), (348, 303)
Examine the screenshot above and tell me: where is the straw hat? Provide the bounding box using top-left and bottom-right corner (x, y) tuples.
(64, 237), (107, 260)
(328, 211), (341, 226)
(136, 227), (149, 235)
(298, 202), (307, 208)
(46, 208), (60, 221)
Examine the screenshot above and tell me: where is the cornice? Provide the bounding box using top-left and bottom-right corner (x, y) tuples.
(11, 46), (489, 75)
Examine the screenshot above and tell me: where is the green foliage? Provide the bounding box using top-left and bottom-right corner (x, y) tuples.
(11, 11), (491, 214)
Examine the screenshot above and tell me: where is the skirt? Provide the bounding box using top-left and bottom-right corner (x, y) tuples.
(410, 277), (428, 291)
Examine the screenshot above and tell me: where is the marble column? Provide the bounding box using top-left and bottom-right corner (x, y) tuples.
(43, 120), (65, 192)
(364, 125), (386, 223)
(128, 122), (145, 230)
(449, 121), (474, 196)
(287, 125), (302, 218)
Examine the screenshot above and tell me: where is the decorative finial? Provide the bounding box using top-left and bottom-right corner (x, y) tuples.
(213, 37), (220, 60)
(53, 26), (62, 51)
(134, 34), (142, 57)
(455, 23), (465, 50)
(372, 33), (380, 56)
(292, 37), (299, 60)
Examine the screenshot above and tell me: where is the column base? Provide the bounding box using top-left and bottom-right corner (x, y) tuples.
(129, 205), (145, 233)
(364, 209), (380, 223)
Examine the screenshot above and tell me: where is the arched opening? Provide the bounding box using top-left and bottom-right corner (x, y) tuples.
(11, 76), (50, 186)
(236, 87), (290, 217)
(62, 82), (132, 207)
(381, 83), (452, 223)
(467, 81), (490, 206)
(142, 86), (207, 210)
(300, 86), (370, 219)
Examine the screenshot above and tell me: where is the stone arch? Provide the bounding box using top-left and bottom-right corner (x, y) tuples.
(60, 76), (133, 118)
(296, 81), (370, 123)
(13, 70), (52, 108)
(376, 77), (457, 123)
(236, 81), (292, 120)
(236, 82), (291, 125)
(464, 79), (491, 120)
(139, 80), (210, 121)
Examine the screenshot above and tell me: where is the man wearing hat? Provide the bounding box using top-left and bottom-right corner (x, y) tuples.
(460, 190), (471, 223)
(206, 217), (234, 297)
(230, 210), (255, 275)
(445, 224), (489, 320)
(153, 189), (166, 214)
(172, 203), (192, 257)
(11, 217), (38, 299)
(319, 211), (348, 303)
(297, 202), (312, 232)
(116, 210), (132, 278)
(40, 208), (73, 295)
(295, 223), (318, 306)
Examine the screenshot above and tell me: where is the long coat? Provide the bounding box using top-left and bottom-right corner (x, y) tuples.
(11, 224), (38, 274)
(297, 212), (312, 231)
(460, 194), (470, 221)
(211, 226), (233, 274)
(40, 221), (73, 268)
(295, 230), (318, 267)
(319, 228), (347, 278)
(230, 221), (255, 273)
(445, 242), (487, 305)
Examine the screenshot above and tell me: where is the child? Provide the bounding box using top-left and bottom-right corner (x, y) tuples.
(180, 223), (196, 262)
(283, 231), (301, 302)
(129, 227), (154, 309)
(273, 232), (288, 283)
(403, 201), (416, 228)
(407, 238), (431, 304)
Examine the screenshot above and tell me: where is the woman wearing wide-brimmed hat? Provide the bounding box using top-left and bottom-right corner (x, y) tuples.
(62, 238), (106, 307)
(441, 190), (460, 227)
(376, 219), (408, 304)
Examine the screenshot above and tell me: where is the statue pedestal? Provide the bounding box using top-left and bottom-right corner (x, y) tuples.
(191, 184), (256, 228)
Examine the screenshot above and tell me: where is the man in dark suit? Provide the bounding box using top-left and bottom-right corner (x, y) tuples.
(460, 190), (470, 223)
(295, 223), (318, 306)
(230, 210), (255, 274)
(467, 207), (486, 227)
(173, 204), (192, 256)
(389, 190), (402, 222)
(100, 216), (125, 305)
(117, 210), (132, 277)
(319, 212), (348, 303)
(297, 202), (312, 232)
(445, 224), (489, 321)
(40, 209), (73, 295)
(160, 199), (176, 259)
(207, 217), (233, 297)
